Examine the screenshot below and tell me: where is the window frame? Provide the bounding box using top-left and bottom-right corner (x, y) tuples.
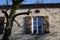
(25, 16), (49, 34)
(31, 16), (44, 34)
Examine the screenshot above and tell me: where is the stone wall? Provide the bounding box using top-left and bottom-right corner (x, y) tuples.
(0, 8), (60, 40)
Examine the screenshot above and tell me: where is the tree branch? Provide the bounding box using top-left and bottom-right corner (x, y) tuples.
(14, 20), (22, 27)
(12, 0), (24, 6)
(12, 9), (31, 21)
(2, 10), (9, 18)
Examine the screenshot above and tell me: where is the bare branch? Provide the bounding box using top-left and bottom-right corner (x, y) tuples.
(2, 10), (9, 18)
(12, 9), (31, 21)
(13, 12), (29, 21)
(12, 0), (24, 5)
(14, 20), (22, 27)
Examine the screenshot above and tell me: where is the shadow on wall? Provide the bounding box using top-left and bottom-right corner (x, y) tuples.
(23, 16), (50, 34)
(23, 16), (31, 34)
(22, 17), (26, 34)
(10, 17), (60, 40)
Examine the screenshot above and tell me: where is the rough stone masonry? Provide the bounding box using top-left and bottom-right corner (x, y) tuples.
(0, 7), (60, 40)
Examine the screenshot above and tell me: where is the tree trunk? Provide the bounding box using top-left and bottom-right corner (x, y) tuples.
(2, 0), (24, 40)
(2, 3), (16, 40)
(2, 17), (13, 40)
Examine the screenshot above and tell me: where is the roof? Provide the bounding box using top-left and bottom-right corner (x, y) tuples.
(0, 3), (60, 9)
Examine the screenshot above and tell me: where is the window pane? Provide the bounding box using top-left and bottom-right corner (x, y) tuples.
(33, 26), (37, 33)
(34, 30), (37, 33)
(33, 18), (37, 21)
(38, 18), (43, 26)
(33, 26), (37, 30)
(38, 26), (42, 29)
(33, 22), (37, 26)
(38, 18), (42, 22)
(38, 22), (42, 26)
(38, 17), (44, 34)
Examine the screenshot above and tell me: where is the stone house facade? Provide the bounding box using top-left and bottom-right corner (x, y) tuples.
(0, 4), (60, 40)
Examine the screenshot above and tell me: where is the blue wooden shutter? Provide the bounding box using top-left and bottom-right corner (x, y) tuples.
(0, 17), (5, 34)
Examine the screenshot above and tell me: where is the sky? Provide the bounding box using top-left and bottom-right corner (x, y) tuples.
(0, 0), (60, 5)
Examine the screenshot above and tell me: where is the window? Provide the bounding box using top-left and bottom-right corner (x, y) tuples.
(25, 16), (49, 34)
(32, 17), (44, 34)
(0, 17), (5, 34)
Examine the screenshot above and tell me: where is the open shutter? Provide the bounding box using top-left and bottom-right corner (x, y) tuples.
(25, 16), (49, 34)
(43, 16), (49, 34)
(25, 16), (31, 34)
(0, 17), (5, 34)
